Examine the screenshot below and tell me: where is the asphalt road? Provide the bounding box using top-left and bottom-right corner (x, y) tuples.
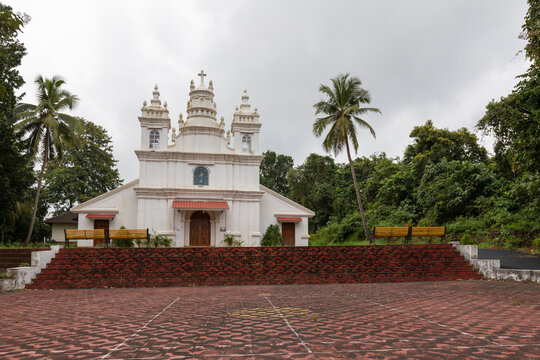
(478, 249), (540, 270)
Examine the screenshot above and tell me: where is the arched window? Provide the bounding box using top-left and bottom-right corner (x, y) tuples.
(149, 129), (160, 149)
(242, 135), (252, 153)
(193, 166), (209, 186)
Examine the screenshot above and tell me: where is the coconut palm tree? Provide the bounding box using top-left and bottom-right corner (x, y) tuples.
(15, 75), (81, 246)
(313, 74), (380, 244)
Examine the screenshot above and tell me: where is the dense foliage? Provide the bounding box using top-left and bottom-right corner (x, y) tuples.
(43, 119), (122, 213)
(0, 3), (35, 243)
(260, 117), (539, 247)
(259, 150), (293, 195)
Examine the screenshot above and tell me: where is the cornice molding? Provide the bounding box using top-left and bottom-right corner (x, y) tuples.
(135, 150), (263, 165)
(134, 187), (264, 200)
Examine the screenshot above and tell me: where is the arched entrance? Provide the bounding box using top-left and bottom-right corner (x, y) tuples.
(189, 211), (211, 246)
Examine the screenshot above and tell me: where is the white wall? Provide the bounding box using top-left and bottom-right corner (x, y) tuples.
(139, 159), (260, 191)
(260, 188), (311, 246)
(75, 181), (139, 230)
(50, 223), (77, 243)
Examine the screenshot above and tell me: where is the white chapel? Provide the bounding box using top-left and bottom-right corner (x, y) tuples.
(71, 71), (314, 247)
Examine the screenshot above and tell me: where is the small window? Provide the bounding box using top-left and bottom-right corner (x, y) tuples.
(194, 166), (209, 186)
(242, 135), (252, 153)
(149, 129), (160, 149)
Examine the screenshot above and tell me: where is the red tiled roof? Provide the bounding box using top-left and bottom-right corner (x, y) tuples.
(276, 217), (302, 222)
(86, 213), (116, 219)
(172, 201), (229, 210)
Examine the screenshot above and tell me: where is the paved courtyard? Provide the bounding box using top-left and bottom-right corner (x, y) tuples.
(0, 281), (539, 359)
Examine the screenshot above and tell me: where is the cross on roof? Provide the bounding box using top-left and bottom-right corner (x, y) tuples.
(198, 70), (206, 84)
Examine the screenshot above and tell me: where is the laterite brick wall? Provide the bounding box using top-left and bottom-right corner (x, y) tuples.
(0, 249), (42, 269)
(27, 244), (481, 289)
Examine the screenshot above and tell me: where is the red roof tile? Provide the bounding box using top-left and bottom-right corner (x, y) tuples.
(276, 217), (302, 222)
(172, 201), (229, 210)
(86, 214), (116, 219)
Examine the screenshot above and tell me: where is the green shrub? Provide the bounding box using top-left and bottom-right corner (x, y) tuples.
(533, 237), (540, 249)
(504, 235), (525, 250)
(18, 262), (30, 267)
(114, 239), (133, 248)
(261, 225), (283, 246)
(447, 217), (487, 234)
(149, 232), (172, 247)
(223, 234), (243, 247)
(460, 233), (478, 245)
(136, 232), (172, 248)
(501, 219), (540, 232)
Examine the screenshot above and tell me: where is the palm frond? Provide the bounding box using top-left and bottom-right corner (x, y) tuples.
(353, 116), (376, 139)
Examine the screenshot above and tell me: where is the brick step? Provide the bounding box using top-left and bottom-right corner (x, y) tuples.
(28, 272), (482, 290)
(53, 248), (462, 256)
(36, 260), (476, 271)
(52, 248), (461, 259)
(43, 261), (470, 274)
(34, 266), (478, 281)
(50, 254), (467, 262)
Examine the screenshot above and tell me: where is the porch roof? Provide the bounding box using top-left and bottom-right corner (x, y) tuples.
(86, 213), (116, 219)
(172, 200), (229, 210)
(276, 217), (302, 223)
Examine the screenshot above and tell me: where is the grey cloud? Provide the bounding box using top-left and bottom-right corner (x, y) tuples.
(10, 0), (529, 180)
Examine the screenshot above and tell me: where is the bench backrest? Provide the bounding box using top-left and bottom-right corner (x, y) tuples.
(374, 227), (409, 238)
(65, 229), (106, 240)
(411, 226), (445, 237)
(109, 229), (148, 239)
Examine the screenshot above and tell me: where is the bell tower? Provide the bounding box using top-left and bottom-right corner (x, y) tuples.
(230, 90), (261, 154)
(139, 85), (170, 151)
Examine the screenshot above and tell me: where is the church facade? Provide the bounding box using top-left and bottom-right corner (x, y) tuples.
(71, 71), (314, 247)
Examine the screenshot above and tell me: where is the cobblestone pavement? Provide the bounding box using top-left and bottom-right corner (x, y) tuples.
(0, 281), (539, 359)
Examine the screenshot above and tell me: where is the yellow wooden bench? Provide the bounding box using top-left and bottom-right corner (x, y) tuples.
(64, 229), (106, 248)
(373, 226), (446, 244)
(108, 229), (149, 247)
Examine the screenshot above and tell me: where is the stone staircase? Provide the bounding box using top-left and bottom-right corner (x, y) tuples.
(27, 244), (481, 289)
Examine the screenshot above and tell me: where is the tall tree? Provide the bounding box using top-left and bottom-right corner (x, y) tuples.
(15, 76), (81, 246)
(313, 74), (380, 243)
(0, 3), (34, 242)
(44, 119), (122, 213)
(478, 0), (540, 178)
(288, 153), (338, 232)
(259, 150), (293, 195)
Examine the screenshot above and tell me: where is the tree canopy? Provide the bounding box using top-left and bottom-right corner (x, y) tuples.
(44, 119), (122, 213)
(0, 3), (34, 243)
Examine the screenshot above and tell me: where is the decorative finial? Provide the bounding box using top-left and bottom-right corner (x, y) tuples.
(254, 107), (258, 112)
(163, 101), (168, 108)
(171, 128), (177, 141)
(226, 130), (231, 145)
(198, 70), (207, 85)
(190, 80), (195, 91)
(143, 100), (147, 107)
(154, 84), (158, 90)
(209, 80), (214, 91)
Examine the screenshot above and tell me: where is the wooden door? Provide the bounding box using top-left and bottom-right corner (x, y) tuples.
(93, 220), (109, 247)
(282, 223), (295, 246)
(189, 211), (211, 246)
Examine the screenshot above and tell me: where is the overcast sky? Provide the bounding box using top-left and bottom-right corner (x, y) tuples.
(8, 0), (530, 183)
